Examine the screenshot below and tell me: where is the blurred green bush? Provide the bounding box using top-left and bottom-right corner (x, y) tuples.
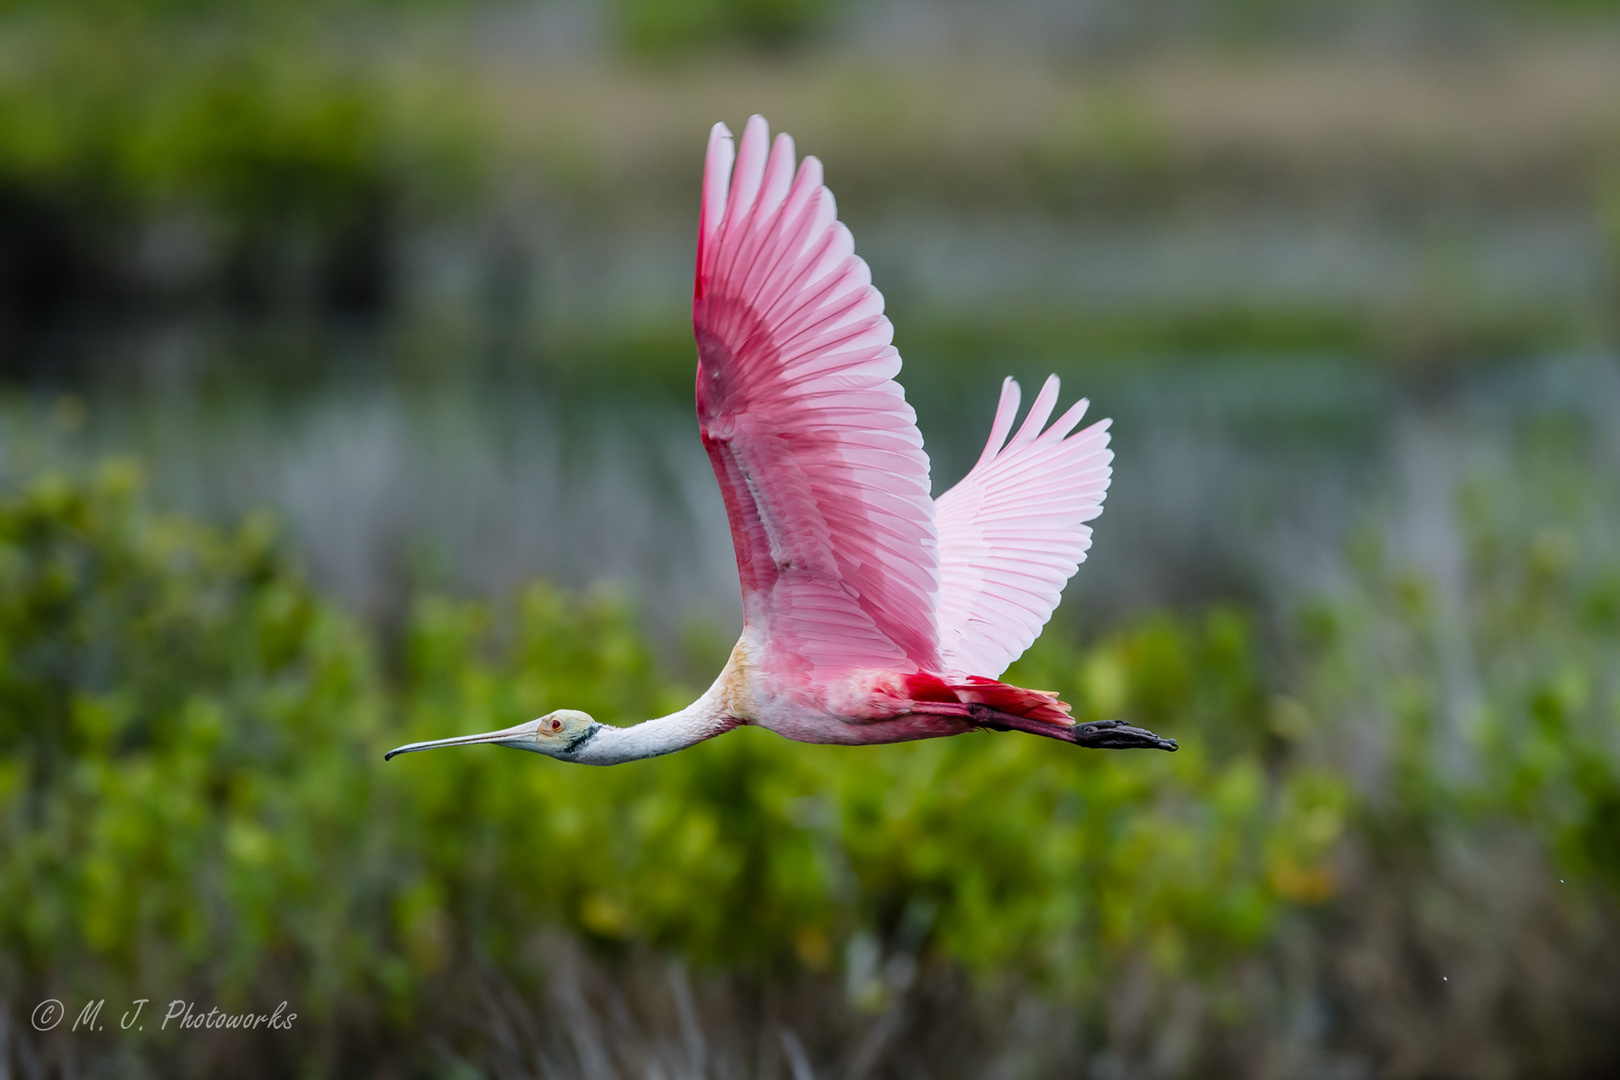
(0, 2), (482, 327)
(612, 0), (843, 57)
(394, 591), (1348, 990)
(0, 463), (1350, 1070)
(0, 462), (393, 1024)
(6, 448), (1615, 1074)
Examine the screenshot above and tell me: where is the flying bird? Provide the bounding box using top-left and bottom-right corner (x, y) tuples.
(387, 116), (1174, 767)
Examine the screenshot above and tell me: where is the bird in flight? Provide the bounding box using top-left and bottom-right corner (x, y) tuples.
(387, 116), (1175, 767)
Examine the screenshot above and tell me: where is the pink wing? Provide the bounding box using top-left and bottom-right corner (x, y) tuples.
(934, 376), (1112, 677)
(694, 116), (940, 674)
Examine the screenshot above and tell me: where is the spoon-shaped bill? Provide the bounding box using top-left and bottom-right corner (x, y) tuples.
(384, 720), (536, 761)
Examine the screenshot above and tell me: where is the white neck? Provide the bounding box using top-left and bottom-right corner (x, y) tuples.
(570, 684), (736, 766)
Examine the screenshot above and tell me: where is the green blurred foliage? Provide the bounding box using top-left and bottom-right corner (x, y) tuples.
(0, 461), (392, 1018)
(380, 579), (1349, 1001)
(2, 46), (374, 218)
(612, 0), (842, 57)
(1296, 441), (1620, 894)
(0, 7), (479, 206)
(0, 0), (470, 14)
(0, 421), (1616, 1071)
(391, 590), (1345, 991)
(0, 2), (483, 320)
(0, 464), (1350, 1066)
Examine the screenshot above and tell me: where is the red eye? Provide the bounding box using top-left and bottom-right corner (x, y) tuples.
(550, 719), (562, 731)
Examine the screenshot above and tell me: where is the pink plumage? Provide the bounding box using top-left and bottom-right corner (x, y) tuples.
(694, 115), (940, 675)
(385, 115), (1174, 770)
(689, 116), (1169, 755)
(936, 376), (1113, 678)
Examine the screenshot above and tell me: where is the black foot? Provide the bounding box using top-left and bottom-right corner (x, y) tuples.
(968, 705), (1177, 752)
(1067, 718), (1178, 751)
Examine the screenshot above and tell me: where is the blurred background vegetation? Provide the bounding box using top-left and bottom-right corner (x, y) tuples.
(2, 0), (1620, 1077)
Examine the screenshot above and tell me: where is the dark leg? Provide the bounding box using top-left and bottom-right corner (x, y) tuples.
(966, 704), (1177, 751)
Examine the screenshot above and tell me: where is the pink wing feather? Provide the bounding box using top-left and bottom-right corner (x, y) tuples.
(694, 116), (940, 674)
(934, 376), (1112, 677)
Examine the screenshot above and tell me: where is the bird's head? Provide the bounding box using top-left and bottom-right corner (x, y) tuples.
(384, 709), (600, 762)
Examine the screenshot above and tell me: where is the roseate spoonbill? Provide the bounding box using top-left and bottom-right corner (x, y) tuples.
(386, 115), (1175, 767)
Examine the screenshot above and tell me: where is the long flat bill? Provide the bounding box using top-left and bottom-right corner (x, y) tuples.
(385, 721), (533, 761)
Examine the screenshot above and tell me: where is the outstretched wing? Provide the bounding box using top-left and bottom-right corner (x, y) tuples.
(934, 376), (1112, 677)
(694, 116), (940, 674)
